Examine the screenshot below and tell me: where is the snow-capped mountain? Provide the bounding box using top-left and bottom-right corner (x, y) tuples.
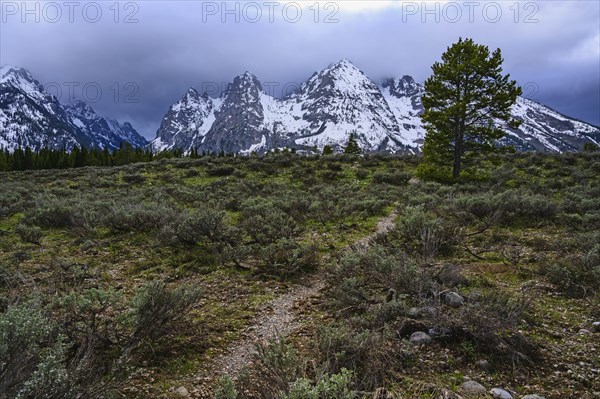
(0, 66), (147, 151)
(152, 60), (415, 154)
(65, 99), (147, 149)
(152, 59), (599, 154)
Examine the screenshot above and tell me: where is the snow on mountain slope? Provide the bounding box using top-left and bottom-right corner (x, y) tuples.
(151, 88), (220, 153)
(287, 59), (407, 151)
(150, 59), (600, 154)
(501, 97), (600, 152)
(200, 72), (270, 154)
(0, 66), (82, 151)
(65, 99), (147, 150)
(381, 75), (426, 146)
(0, 65), (147, 151)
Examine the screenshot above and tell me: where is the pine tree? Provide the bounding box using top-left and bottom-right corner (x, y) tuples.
(420, 37), (522, 179)
(343, 133), (361, 155)
(322, 145), (334, 155)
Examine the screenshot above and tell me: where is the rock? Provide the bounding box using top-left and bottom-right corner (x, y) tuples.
(490, 388), (513, 399)
(407, 306), (436, 318)
(444, 292), (465, 308)
(592, 321), (600, 333)
(521, 395), (546, 399)
(476, 359), (493, 372)
(410, 331), (432, 345)
(175, 386), (189, 397)
(460, 380), (486, 396)
(428, 327), (452, 338)
(578, 329), (591, 335)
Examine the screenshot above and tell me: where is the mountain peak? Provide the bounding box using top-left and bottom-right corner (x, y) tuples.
(228, 71), (263, 94)
(382, 75), (422, 98)
(65, 98), (99, 120)
(330, 58), (357, 69)
(234, 71), (260, 84)
(1, 65), (30, 78)
(0, 65), (40, 93)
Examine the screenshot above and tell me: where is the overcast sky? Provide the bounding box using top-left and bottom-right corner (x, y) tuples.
(1, 0), (599, 138)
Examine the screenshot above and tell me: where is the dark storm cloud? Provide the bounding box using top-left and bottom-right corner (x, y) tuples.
(1, 0), (598, 139)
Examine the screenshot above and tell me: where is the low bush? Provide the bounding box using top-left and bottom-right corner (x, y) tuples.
(237, 337), (303, 398)
(15, 224), (42, 244)
(284, 369), (356, 399)
(372, 170), (411, 186)
(104, 201), (178, 232)
(256, 239), (319, 277)
(395, 205), (459, 258)
(0, 281), (201, 399)
(207, 165), (236, 177)
(542, 244), (600, 297)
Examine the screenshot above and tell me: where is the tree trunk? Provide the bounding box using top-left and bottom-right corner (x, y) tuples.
(453, 129), (463, 178)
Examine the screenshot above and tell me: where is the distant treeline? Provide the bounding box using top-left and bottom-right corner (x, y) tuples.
(0, 143), (161, 172)
(0, 144), (305, 172)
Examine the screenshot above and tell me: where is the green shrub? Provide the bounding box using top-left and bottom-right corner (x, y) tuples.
(317, 323), (400, 390)
(213, 376), (238, 399)
(237, 337), (303, 398)
(543, 244), (600, 297)
(372, 170), (411, 186)
(207, 165), (236, 177)
(104, 201), (178, 232)
(256, 239), (319, 277)
(15, 224), (42, 244)
(0, 302), (53, 397)
(354, 169), (368, 180)
(284, 369), (356, 399)
(168, 208), (233, 245)
(26, 196), (101, 232)
(122, 173), (145, 185)
(396, 205), (459, 258)
(241, 200), (301, 244)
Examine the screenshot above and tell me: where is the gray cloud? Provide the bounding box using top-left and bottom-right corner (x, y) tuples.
(1, 0), (598, 139)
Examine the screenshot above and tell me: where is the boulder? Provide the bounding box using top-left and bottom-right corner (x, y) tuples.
(410, 331), (432, 345)
(460, 380), (486, 396)
(444, 292), (465, 308)
(490, 388), (513, 399)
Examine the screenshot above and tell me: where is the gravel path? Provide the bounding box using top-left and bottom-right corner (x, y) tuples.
(207, 209), (398, 379)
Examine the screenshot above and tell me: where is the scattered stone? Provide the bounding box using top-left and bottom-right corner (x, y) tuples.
(521, 395), (546, 399)
(592, 321), (600, 333)
(407, 306), (436, 318)
(460, 380), (486, 396)
(578, 329), (591, 335)
(490, 388), (513, 399)
(444, 292), (465, 308)
(410, 331), (432, 345)
(175, 386), (189, 397)
(428, 327), (452, 338)
(477, 359), (493, 372)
